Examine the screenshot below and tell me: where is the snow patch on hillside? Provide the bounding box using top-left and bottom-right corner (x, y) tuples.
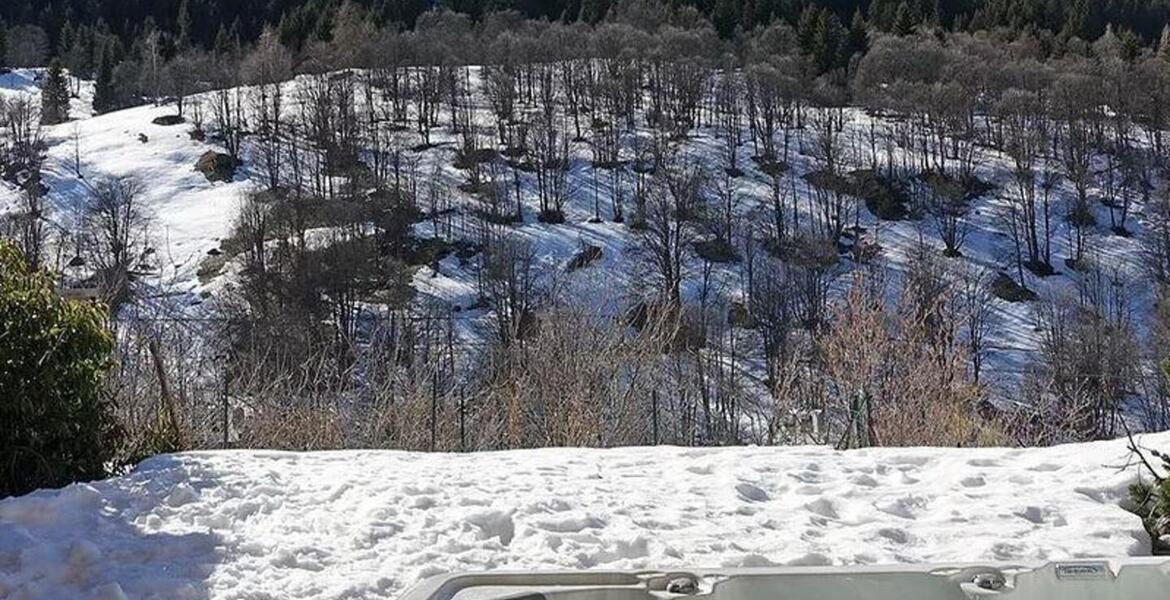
(2, 70), (232, 299)
(1, 433), (1167, 599)
(37, 101), (249, 293)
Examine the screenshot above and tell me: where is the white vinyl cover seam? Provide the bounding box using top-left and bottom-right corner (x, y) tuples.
(400, 560), (1170, 600)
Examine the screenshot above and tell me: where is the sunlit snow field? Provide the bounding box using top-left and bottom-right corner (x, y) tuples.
(1, 433), (1168, 599)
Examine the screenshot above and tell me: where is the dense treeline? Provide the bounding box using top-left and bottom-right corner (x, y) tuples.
(2, 0), (1170, 71)
(0, 0), (424, 53)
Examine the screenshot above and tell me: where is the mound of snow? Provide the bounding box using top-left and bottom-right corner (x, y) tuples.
(1, 433), (1167, 599)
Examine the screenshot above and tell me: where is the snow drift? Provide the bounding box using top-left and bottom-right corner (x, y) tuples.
(1, 433), (1168, 599)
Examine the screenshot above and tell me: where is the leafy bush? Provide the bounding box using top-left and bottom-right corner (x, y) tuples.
(1129, 442), (1170, 554)
(0, 241), (120, 497)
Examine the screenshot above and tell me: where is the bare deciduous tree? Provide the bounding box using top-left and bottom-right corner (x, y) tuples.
(80, 177), (150, 303)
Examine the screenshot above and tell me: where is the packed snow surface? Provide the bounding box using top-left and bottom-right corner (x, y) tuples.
(2, 433), (1169, 599)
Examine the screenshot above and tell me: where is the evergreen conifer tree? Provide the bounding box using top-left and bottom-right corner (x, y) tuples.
(59, 21), (76, 59)
(847, 10), (869, 57)
(578, 0), (608, 25)
(1119, 28), (1141, 62)
(812, 11), (847, 73)
(93, 48), (115, 114)
(893, 2), (916, 36)
(712, 0), (741, 38)
(40, 58), (70, 125)
(1061, 0), (1090, 40)
(797, 5), (820, 54)
(868, 0), (894, 31)
(214, 23), (241, 57)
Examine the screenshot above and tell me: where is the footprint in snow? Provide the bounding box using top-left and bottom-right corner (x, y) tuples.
(804, 498), (839, 519)
(686, 464), (713, 475)
(850, 474), (880, 487)
(877, 527), (912, 544)
(875, 495), (928, 520)
(735, 482), (769, 503)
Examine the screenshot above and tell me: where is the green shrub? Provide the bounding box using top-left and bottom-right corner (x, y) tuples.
(1129, 442), (1170, 554)
(0, 241), (120, 497)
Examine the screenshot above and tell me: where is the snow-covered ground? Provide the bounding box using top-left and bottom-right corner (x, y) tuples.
(1, 433), (1167, 599)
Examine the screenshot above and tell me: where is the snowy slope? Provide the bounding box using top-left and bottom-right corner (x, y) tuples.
(1, 433), (1168, 599)
(36, 100), (249, 293)
(0, 68), (1161, 397)
(1, 69), (245, 299)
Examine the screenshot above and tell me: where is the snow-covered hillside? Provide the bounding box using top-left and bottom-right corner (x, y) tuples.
(1, 69), (248, 299)
(35, 101), (251, 288)
(0, 433), (1167, 599)
(5, 61), (1170, 447)
(2, 64), (1161, 408)
(0, 65), (1160, 400)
